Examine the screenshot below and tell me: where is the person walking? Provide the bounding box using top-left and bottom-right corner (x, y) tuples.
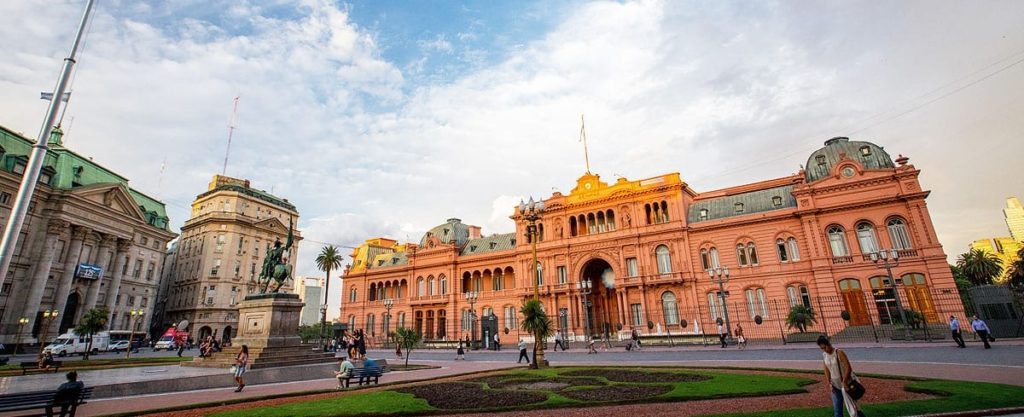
(818, 336), (865, 417)
(554, 331), (564, 351)
(493, 333), (501, 351)
(456, 342), (466, 360)
(517, 339), (530, 364)
(233, 345), (249, 392)
(971, 315), (992, 349)
(735, 323), (747, 350)
(949, 316), (966, 348)
(718, 322), (728, 348)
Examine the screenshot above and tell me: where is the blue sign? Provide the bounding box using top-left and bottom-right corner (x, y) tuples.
(75, 264), (103, 280)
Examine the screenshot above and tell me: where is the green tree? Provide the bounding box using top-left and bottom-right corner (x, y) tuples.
(956, 249), (1003, 286)
(1006, 247), (1024, 289)
(297, 323), (323, 343)
(519, 299), (552, 368)
(315, 245), (344, 346)
(394, 327), (421, 368)
(785, 304), (817, 333)
(74, 307), (109, 360)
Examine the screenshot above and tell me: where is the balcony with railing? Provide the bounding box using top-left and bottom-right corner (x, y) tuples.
(831, 255), (854, 264)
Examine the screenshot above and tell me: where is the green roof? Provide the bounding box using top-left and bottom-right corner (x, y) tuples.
(0, 124), (171, 230)
(197, 183), (296, 211)
(420, 218), (471, 247)
(805, 137), (895, 182)
(461, 233), (517, 256)
(688, 185), (796, 223)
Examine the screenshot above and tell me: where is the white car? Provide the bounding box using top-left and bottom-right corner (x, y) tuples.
(109, 340), (131, 353)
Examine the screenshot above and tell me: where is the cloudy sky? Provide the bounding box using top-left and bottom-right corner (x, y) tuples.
(2, 0), (1022, 319)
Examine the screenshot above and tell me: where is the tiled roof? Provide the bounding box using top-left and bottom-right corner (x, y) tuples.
(688, 185), (796, 223)
(461, 233), (517, 256)
(369, 250), (408, 269)
(420, 218), (471, 247)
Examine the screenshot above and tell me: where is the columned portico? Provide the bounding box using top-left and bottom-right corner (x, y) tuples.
(85, 234), (117, 311)
(50, 226), (90, 334)
(20, 220), (69, 339)
(105, 239), (132, 326)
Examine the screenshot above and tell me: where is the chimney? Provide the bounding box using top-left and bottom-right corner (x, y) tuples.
(468, 225), (482, 240)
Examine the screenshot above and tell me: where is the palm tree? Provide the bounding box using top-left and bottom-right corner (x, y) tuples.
(1007, 247), (1024, 289)
(315, 245), (344, 348)
(519, 299), (552, 369)
(956, 249), (1003, 286)
(785, 304), (817, 333)
(74, 307), (109, 360)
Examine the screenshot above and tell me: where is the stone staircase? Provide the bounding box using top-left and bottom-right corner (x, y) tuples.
(184, 345), (336, 369)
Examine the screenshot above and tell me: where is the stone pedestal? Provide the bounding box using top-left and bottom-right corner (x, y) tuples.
(184, 293), (334, 369)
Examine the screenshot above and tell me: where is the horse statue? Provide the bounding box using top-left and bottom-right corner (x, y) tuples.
(258, 217), (295, 293)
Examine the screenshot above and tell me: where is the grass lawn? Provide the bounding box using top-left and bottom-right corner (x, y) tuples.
(0, 356), (191, 375)
(210, 367), (812, 417)
(711, 379), (1024, 417)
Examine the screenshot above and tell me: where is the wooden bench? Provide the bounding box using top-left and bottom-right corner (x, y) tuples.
(20, 361), (62, 375)
(339, 359), (390, 387)
(0, 387), (93, 417)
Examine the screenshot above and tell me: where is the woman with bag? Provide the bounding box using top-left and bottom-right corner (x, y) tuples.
(233, 345), (249, 392)
(818, 336), (865, 417)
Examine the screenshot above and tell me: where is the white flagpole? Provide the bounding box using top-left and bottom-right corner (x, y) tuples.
(0, 0), (97, 299)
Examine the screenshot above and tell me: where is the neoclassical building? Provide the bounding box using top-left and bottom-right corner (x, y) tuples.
(160, 175), (301, 343)
(0, 125), (175, 343)
(342, 137), (959, 344)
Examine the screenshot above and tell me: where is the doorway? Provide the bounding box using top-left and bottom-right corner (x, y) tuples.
(58, 292), (80, 334)
(580, 258), (618, 338)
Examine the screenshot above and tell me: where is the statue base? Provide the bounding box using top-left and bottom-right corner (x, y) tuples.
(183, 293), (335, 369)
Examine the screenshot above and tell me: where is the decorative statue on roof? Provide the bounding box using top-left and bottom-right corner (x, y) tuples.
(259, 217), (294, 293)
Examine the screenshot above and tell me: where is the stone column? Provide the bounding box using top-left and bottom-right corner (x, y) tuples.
(50, 224), (87, 332)
(21, 220), (69, 338)
(84, 235), (117, 311)
(104, 239), (132, 317)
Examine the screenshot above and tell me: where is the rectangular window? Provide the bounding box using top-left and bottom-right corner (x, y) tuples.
(556, 266), (567, 284)
(145, 262), (155, 280)
(127, 295), (136, 306)
(234, 261), (241, 277)
(140, 297), (148, 307)
(1, 282), (11, 295)
(626, 258), (638, 277)
(215, 235), (225, 252)
(230, 286), (238, 305)
(211, 259), (221, 276)
(132, 260), (143, 278)
(630, 303), (643, 326)
(206, 286), (216, 305)
(0, 192), (11, 205)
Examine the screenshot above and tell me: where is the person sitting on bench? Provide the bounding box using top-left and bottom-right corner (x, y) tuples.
(38, 352), (55, 370)
(49, 371), (84, 417)
(335, 357), (355, 389)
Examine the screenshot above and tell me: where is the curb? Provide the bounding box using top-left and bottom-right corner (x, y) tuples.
(914, 407), (1024, 416)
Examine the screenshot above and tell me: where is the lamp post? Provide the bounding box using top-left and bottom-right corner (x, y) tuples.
(127, 309), (144, 358)
(870, 249), (912, 340)
(518, 197), (546, 367)
(38, 310), (59, 355)
(558, 309), (567, 348)
(576, 279), (592, 344)
(465, 291), (478, 349)
(383, 298), (394, 347)
(707, 267), (733, 343)
(15, 317), (29, 356)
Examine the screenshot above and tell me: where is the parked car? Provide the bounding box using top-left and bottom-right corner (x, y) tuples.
(44, 330), (110, 357)
(109, 340), (130, 353)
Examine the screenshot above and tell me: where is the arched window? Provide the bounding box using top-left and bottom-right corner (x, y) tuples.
(827, 225), (849, 256)
(597, 211), (606, 233)
(504, 305), (518, 330)
(707, 292), (722, 320)
(745, 287), (769, 319)
(438, 275), (447, 294)
(856, 222), (879, 254)
(661, 292), (679, 325)
(366, 314), (375, 336)
(887, 218), (913, 250)
(788, 237), (800, 261)
(377, 284), (385, 300)
(538, 223), (545, 242)
(660, 201), (670, 223)
(607, 210), (616, 231)
(645, 204), (653, 225)
(368, 283), (376, 301)
(710, 247), (720, 268)
(461, 309), (472, 331)
(397, 312), (406, 329)
(736, 244), (748, 266)
(747, 243), (758, 265)
(535, 262), (543, 286)
(656, 245), (672, 274)
(570, 216), (578, 237)
(787, 284), (811, 307)
(578, 215), (587, 235)
(348, 315), (356, 330)
(417, 277), (426, 296)
(492, 270), (503, 291)
(700, 248), (710, 270)
(428, 276), (435, 296)
(776, 239), (789, 262)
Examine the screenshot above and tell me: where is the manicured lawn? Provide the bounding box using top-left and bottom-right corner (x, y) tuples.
(710, 379), (1024, 417)
(210, 367), (812, 417)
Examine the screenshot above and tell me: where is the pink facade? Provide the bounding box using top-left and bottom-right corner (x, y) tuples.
(342, 137), (960, 344)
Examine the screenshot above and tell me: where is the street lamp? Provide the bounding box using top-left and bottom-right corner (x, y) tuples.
(519, 197), (547, 367)
(383, 298), (394, 347)
(465, 291), (478, 349)
(576, 280), (592, 344)
(38, 310), (59, 355)
(127, 309), (144, 358)
(707, 267), (733, 344)
(870, 249), (912, 340)
(16, 317), (29, 357)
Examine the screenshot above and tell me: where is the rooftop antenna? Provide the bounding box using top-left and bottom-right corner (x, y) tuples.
(222, 96), (240, 175)
(579, 114), (591, 174)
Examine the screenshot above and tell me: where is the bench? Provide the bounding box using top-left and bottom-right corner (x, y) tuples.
(0, 387), (93, 417)
(20, 361), (62, 375)
(339, 359), (390, 387)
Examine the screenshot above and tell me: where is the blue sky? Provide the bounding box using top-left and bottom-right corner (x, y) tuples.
(1, 0), (1023, 318)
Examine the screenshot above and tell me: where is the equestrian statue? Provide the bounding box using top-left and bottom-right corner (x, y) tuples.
(258, 217), (294, 293)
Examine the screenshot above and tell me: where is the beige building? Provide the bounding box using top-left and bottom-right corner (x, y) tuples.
(0, 125), (176, 343)
(1005, 197), (1024, 243)
(162, 175), (300, 343)
(295, 276), (324, 326)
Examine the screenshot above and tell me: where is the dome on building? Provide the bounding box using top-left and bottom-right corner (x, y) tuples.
(420, 218), (471, 247)
(804, 137), (895, 183)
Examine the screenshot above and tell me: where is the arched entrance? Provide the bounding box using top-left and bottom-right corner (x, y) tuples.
(198, 326), (213, 340)
(59, 292), (80, 334)
(580, 258), (619, 339)
(223, 326), (233, 345)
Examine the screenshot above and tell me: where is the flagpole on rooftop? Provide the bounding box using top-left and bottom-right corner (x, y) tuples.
(0, 0), (97, 296)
